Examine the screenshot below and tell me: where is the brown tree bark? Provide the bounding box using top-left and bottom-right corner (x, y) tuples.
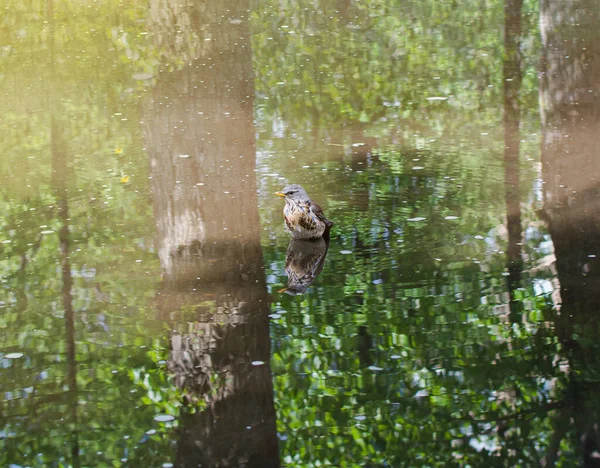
(503, 0), (524, 322)
(540, 2), (600, 465)
(540, 1), (600, 340)
(144, 2), (279, 467)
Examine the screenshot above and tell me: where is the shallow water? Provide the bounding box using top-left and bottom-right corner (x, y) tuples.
(2, 0), (600, 466)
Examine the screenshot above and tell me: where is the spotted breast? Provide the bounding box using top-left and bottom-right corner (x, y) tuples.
(275, 184), (333, 240)
(284, 200), (327, 239)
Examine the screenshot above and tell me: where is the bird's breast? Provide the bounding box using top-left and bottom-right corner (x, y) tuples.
(284, 201), (323, 236)
(284, 202), (307, 223)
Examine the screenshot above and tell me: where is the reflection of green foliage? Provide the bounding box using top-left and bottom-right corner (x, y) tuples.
(1, 0), (596, 467)
(252, 0), (583, 466)
(251, 0), (540, 130)
(0, 1), (178, 466)
(268, 272), (565, 465)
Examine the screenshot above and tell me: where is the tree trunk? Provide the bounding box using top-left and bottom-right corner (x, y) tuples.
(540, 2), (600, 465)
(540, 0), (600, 338)
(503, 0), (524, 322)
(144, 2), (279, 466)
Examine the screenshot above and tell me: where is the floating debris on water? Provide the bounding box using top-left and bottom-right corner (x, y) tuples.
(154, 414), (175, 423)
(407, 217), (426, 222)
(6, 353), (24, 359)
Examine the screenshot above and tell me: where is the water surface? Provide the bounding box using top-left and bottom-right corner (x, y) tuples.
(2, 0), (600, 466)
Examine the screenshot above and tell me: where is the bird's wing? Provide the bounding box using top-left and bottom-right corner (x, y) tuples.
(310, 202), (333, 227)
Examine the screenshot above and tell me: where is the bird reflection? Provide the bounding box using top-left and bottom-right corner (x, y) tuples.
(279, 234), (330, 295)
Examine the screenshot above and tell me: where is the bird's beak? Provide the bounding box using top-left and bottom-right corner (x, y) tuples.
(274, 191), (286, 198)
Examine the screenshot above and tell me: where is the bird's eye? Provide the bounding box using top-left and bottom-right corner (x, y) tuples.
(287, 190), (296, 195)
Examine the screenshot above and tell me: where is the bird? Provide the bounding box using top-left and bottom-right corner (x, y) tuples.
(279, 235), (330, 295)
(275, 184), (333, 239)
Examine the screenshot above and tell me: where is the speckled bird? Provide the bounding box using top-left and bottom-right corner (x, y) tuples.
(275, 184), (333, 239)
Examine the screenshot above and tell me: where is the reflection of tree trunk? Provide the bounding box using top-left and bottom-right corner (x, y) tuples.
(148, 0), (210, 63)
(544, 407), (572, 468)
(146, 1), (259, 284)
(540, 1), (600, 464)
(540, 0), (600, 342)
(503, 0), (523, 323)
(49, 1), (79, 463)
(145, 2), (279, 466)
(357, 326), (373, 368)
(51, 116), (80, 468)
(169, 314), (278, 468)
(540, 1), (600, 207)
